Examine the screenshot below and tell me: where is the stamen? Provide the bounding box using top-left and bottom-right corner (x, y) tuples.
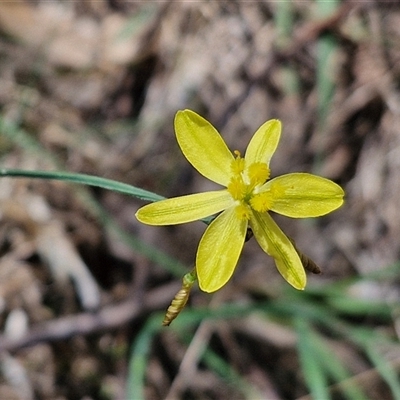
(227, 176), (245, 200)
(250, 191), (274, 212)
(247, 163), (270, 186)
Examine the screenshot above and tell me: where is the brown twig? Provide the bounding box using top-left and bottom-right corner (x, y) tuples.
(0, 283), (178, 353)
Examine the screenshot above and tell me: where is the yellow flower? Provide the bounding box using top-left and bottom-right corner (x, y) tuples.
(136, 110), (344, 293)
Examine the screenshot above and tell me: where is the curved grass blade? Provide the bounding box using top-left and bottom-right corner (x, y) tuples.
(350, 329), (400, 400)
(296, 317), (330, 399)
(127, 316), (160, 400)
(0, 168), (164, 203)
(201, 347), (263, 399)
(314, 0), (340, 173)
(0, 168), (217, 226)
(365, 343), (400, 400)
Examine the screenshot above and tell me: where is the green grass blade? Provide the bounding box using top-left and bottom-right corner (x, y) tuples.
(201, 347), (263, 399)
(316, 342), (368, 400)
(296, 317), (330, 399)
(316, 0), (339, 124)
(365, 344), (400, 400)
(275, 0), (294, 48)
(327, 296), (392, 318)
(0, 168), (165, 202)
(314, 0), (340, 173)
(296, 317), (368, 400)
(0, 168), (217, 229)
(275, 1), (301, 96)
(348, 329), (400, 400)
(118, 3), (158, 40)
(127, 316), (161, 400)
(317, 33), (337, 125)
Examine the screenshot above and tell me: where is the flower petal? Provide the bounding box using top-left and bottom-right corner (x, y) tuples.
(196, 207), (247, 292)
(250, 211), (306, 290)
(245, 119), (281, 166)
(175, 110), (234, 186)
(262, 173), (344, 218)
(136, 190), (233, 225)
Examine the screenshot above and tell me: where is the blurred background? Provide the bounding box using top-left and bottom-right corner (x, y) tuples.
(1, 1), (400, 399)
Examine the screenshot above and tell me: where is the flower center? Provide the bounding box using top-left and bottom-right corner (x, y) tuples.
(227, 151), (273, 219)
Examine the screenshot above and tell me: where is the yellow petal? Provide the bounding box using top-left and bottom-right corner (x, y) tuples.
(175, 110), (234, 186)
(262, 173), (345, 218)
(245, 119), (281, 166)
(136, 190), (233, 225)
(250, 211), (306, 290)
(196, 207), (247, 292)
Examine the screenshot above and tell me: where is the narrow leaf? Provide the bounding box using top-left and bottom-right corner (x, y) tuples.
(0, 168), (164, 202)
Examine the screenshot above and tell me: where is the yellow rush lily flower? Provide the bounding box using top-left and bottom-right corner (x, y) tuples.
(136, 110), (344, 293)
